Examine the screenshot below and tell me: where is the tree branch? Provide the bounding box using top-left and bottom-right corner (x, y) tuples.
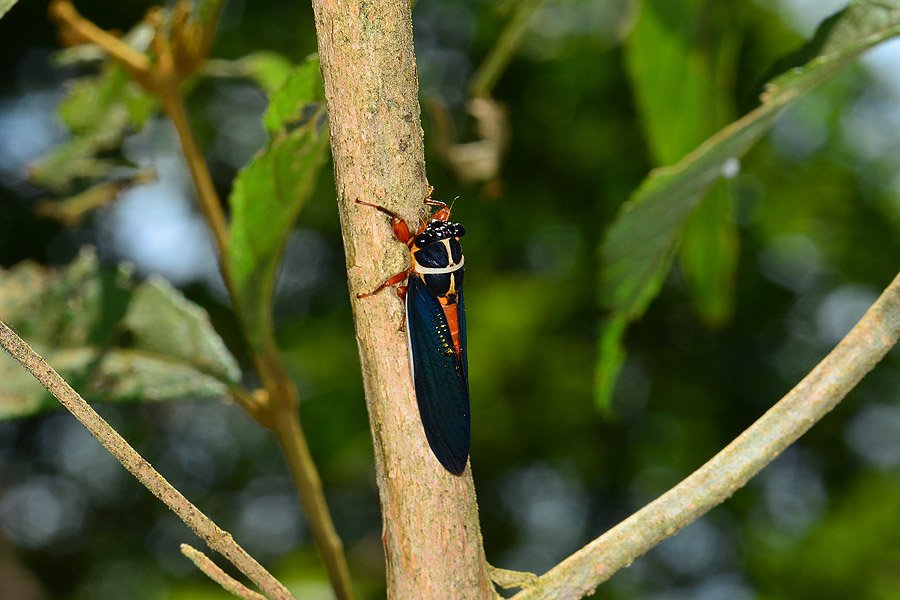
(309, 0), (493, 597)
(181, 544), (267, 600)
(157, 89), (231, 271)
(489, 564), (538, 590)
(49, 0), (149, 72)
(0, 321), (294, 600)
(513, 271), (900, 600)
(271, 404), (354, 599)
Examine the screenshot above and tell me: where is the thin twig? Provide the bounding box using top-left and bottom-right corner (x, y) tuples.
(468, 0), (544, 98)
(272, 408), (354, 600)
(0, 321), (295, 600)
(513, 271), (900, 600)
(158, 90), (231, 269)
(163, 87), (357, 597)
(155, 34), (358, 600)
(488, 564), (538, 590)
(156, 34), (357, 600)
(159, 64), (360, 600)
(49, 0), (149, 73)
(181, 544), (267, 600)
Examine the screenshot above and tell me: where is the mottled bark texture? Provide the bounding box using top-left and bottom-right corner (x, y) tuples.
(309, 1), (493, 598)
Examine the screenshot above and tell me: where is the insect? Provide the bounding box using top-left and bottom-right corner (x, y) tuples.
(356, 187), (470, 475)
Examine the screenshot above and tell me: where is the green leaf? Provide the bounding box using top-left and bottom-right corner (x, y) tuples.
(228, 56), (330, 353)
(677, 182), (739, 327)
(624, 0), (740, 333)
(30, 61), (156, 194)
(242, 51), (296, 95)
(193, 0), (225, 23)
(59, 65), (128, 134)
(0, 249), (240, 420)
(0, 0), (18, 21)
(28, 133), (124, 195)
(625, 1), (738, 165)
(595, 315), (628, 415)
(262, 54), (326, 134)
(203, 52), (296, 95)
(597, 0), (900, 408)
(122, 276), (240, 384)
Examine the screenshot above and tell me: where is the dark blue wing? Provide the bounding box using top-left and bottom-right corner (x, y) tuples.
(406, 275), (470, 475)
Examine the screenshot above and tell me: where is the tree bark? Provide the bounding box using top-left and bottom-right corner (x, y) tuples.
(309, 1), (493, 598)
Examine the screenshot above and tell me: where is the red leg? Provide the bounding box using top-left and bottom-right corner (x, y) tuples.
(356, 269), (411, 299)
(355, 198), (412, 243)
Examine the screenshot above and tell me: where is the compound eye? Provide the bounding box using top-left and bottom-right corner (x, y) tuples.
(415, 233), (434, 246)
(452, 224), (466, 238)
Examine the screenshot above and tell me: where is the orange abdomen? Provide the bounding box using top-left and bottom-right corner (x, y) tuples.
(441, 301), (461, 360)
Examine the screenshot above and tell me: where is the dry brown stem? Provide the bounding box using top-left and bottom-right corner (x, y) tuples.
(181, 544), (268, 600)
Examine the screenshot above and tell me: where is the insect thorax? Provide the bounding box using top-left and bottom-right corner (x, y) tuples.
(411, 222), (465, 297)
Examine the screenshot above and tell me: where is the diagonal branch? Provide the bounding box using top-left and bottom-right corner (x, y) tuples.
(513, 271), (900, 600)
(0, 321), (295, 600)
(181, 544), (267, 600)
(468, 0), (544, 98)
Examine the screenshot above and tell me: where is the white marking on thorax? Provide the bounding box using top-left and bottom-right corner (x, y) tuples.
(412, 238), (464, 275)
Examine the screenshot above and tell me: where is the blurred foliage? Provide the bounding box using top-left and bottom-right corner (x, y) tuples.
(0, 1), (898, 600)
(597, 0), (900, 409)
(30, 54), (157, 194)
(625, 1), (739, 330)
(229, 54), (329, 355)
(747, 472), (900, 599)
(0, 248), (239, 418)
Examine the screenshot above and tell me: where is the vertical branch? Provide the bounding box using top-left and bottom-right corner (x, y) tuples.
(310, 1), (493, 598)
(158, 91), (231, 275)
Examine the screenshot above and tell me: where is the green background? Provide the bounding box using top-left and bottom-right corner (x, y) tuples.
(0, 0), (898, 598)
